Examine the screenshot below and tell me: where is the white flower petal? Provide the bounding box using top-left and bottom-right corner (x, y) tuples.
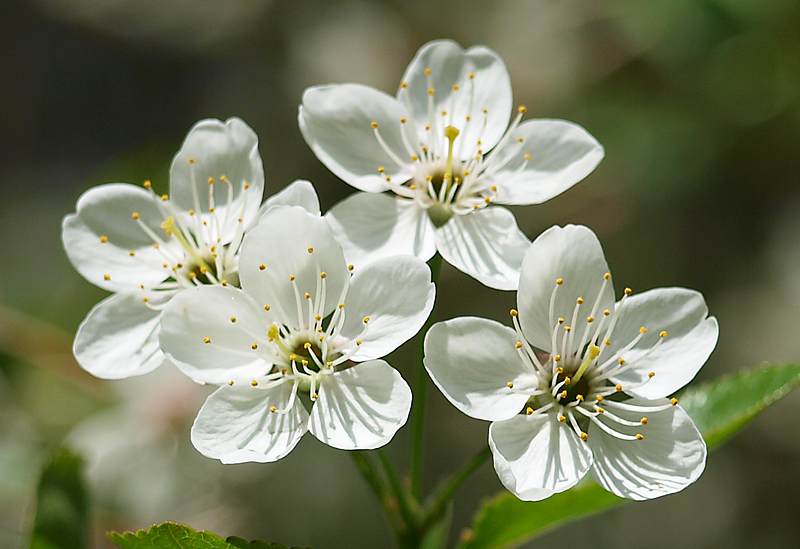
(258, 179), (321, 218)
(326, 192), (436, 266)
(340, 255), (435, 361)
(424, 317), (537, 421)
(191, 380), (308, 464)
(239, 205), (348, 326)
(399, 39), (512, 155)
(62, 183), (174, 292)
(434, 207), (530, 291)
(489, 413), (593, 501)
(74, 293), (166, 379)
(489, 119), (603, 205)
(160, 285), (273, 384)
(517, 225), (614, 352)
(589, 400), (706, 500)
(309, 360), (411, 450)
(604, 288), (719, 399)
(169, 117), (264, 241)
(300, 84), (414, 193)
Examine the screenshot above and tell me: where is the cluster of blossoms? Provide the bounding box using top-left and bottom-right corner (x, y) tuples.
(63, 40), (717, 501)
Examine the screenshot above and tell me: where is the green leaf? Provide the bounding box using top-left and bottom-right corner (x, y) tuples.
(30, 447), (89, 549)
(459, 363), (800, 549)
(108, 522), (310, 549)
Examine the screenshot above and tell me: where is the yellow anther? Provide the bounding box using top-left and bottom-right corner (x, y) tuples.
(263, 304), (271, 311)
(490, 185), (497, 192)
(468, 71), (476, 79)
(615, 384), (623, 392)
(558, 415), (566, 423)
(202, 336), (211, 344)
(516, 137), (524, 144)
(188, 208), (196, 216)
(410, 154), (418, 161)
(640, 417), (649, 425)
(219, 175), (229, 182)
(370, 121), (378, 129)
(515, 341), (524, 349)
(624, 287), (633, 296)
(143, 180), (152, 189)
(307, 246), (314, 253)
(603, 309), (611, 317)
(221, 280), (228, 287)
(377, 166), (385, 173)
(311, 392), (319, 401)
(314, 314), (322, 322)
(576, 394), (585, 402)
(338, 303), (345, 309)
(269, 405), (277, 413)
(580, 432), (589, 441)
(257, 263), (266, 272)
(289, 274), (296, 281)
(635, 433), (645, 441)
(559, 390), (568, 399)
(648, 371), (656, 378)
(161, 194), (169, 201)
(142, 297), (149, 303)
(251, 343), (258, 350)
(288, 353), (298, 362)
(400, 81), (408, 89)
(362, 316), (370, 324)
(564, 377), (572, 385)
(596, 406), (605, 413)
(526, 407), (534, 415)
(187, 157), (196, 165)
(103, 274), (111, 281)
(556, 367), (564, 374)
(506, 381), (514, 389)
(229, 316), (237, 323)
(518, 105), (527, 114)
(554, 354), (562, 362)
(207, 176), (215, 185)
(509, 308), (518, 317)
(576, 297), (584, 305)
(304, 292), (312, 300)
(99, 235), (109, 243)
(523, 152), (532, 161)
(131, 211), (141, 220)
(423, 67), (432, 76)
(595, 395), (604, 402)
(558, 317), (565, 325)
(128, 251), (135, 257)
(452, 84), (460, 91)
(564, 326), (572, 333)
(556, 277), (564, 285)
(427, 87), (435, 96)
(603, 272), (611, 281)
(347, 264), (354, 271)
(244, 182), (251, 190)
(227, 380), (234, 386)
(303, 342), (312, 350)
(659, 330), (669, 338)
(604, 339), (612, 346)
(355, 338), (363, 346)
(671, 397), (679, 406)
(586, 316), (595, 323)
(320, 271), (327, 279)
(639, 326), (648, 334)
(400, 117), (407, 124)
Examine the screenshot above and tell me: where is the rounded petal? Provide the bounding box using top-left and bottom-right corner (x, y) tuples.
(489, 413), (593, 501)
(160, 285), (274, 384)
(517, 225), (614, 352)
(399, 40), (512, 155)
(191, 380), (308, 464)
(424, 317), (537, 421)
(340, 256), (435, 361)
(589, 400), (707, 500)
(258, 179), (320, 218)
(326, 192), (436, 266)
(300, 84), (414, 193)
(490, 119), (604, 205)
(601, 289), (718, 399)
(239, 205), (348, 326)
(169, 118), (265, 240)
(62, 183), (173, 292)
(435, 207), (530, 291)
(309, 360), (411, 450)
(74, 293), (166, 379)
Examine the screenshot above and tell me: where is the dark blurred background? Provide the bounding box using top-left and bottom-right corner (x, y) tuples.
(2, 0), (799, 547)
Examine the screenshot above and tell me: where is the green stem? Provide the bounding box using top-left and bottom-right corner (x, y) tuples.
(409, 253), (443, 499)
(377, 449), (419, 531)
(421, 446), (491, 531)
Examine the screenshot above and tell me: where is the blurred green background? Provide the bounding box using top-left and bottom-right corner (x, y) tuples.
(2, 0), (799, 547)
